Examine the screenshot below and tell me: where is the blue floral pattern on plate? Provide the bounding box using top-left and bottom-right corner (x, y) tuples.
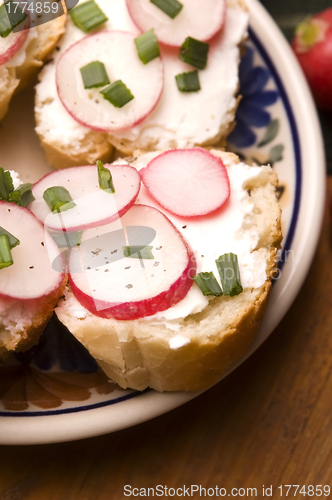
(15, 315), (99, 373)
(228, 45), (279, 149)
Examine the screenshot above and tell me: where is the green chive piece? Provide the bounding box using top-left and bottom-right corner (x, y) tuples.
(175, 70), (201, 92)
(69, 0), (108, 32)
(0, 226), (20, 249)
(8, 183), (34, 207)
(100, 80), (134, 108)
(192, 272), (223, 297)
(150, 0), (183, 19)
(0, 234), (13, 269)
(178, 37), (209, 69)
(215, 253), (243, 296)
(80, 61), (110, 89)
(0, 3), (12, 38)
(96, 160), (115, 193)
(43, 186), (76, 214)
(49, 230), (83, 248)
(134, 29), (160, 64)
(0, 2), (27, 38)
(0, 169), (34, 206)
(123, 246), (154, 259)
(0, 168), (13, 200)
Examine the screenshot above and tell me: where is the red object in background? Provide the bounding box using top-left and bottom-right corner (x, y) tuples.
(292, 8), (332, 111)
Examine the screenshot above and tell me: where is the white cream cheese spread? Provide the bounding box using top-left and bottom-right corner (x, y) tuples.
(35, 0), (248, 150)
(0, 296), (39, 350)
(60, 151), (270, 324)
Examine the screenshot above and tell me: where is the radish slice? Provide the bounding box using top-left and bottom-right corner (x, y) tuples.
(126, 0), (226, 47)
(56, 30), (164, 133)
(0, 201), (64, 301)
(68, 204), (197, 320)
(0, 18), (29, 66)
(140, 148), (230, 217)
(29, 164), (141, 232)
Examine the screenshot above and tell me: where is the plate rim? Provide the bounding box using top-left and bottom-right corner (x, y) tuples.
(0, 0), (326, 445)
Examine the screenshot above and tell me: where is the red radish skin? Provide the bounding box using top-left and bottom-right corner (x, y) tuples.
(29, 164), (141, 232)
(139, 148), (230, 217)
(68, 204), (197, 320)
(0, 201), (65, 301)
(0, 18), (29, 66)
(126, 0), (226, 47)
(56, 30), (164, 132)
(292, 8), (332, 111)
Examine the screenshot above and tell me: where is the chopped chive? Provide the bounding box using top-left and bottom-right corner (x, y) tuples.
(0, 3), (12, 38)
(0, 226), (20, 249)
(123, 246), (154, 259)
(134, 29), (160, 64)
(178, 37), (209, 70)
(8, 183), (34, 207)
(215, 253), (243, 296)
(49, 230), (83, 248)
(0, 234), (14, 269)
(100, 80), (134, 108)
(0, 2), (27, 38)
(175, 70), (201, 92)
(7, 190), (20, 204)
(5, 1), (27, 31)
(80, 61), (110, 89)
(96, 160), (115, 193)
(0, 169), (34, 207)
(43, 186), (76, 214)
(0, 167), (14, 200)
(68, 0), (108, 32)
(192, 272), (223, 296)
(150, 0), (183, 19)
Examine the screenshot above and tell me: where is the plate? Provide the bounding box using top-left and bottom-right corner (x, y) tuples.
(0, 0), (325, 445)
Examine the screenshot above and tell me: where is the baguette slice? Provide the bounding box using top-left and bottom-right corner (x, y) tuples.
(34, 0), (248, 168)
(0, 15), (66, 122)
(56, 150), (282, 392)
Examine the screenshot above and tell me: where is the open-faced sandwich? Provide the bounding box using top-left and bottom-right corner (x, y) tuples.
(26, 148), (282, 391)
(35, 0), (249, 169)
(0, 0), (66, 121)
(0, 169), (66, 357)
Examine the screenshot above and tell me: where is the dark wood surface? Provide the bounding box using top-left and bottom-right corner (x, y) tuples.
(1, 0), (332, 495)
(0, 180), (331, 498)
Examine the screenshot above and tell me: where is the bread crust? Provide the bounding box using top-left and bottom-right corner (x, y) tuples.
(0, 67), (19, 122)
(36, 127), (113, 169)
(56, 152), (282, 392)
(0, 16), (66, 121)
(0, 276), (67, 358)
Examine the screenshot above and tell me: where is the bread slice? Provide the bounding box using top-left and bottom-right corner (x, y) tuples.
(34, 0), (248, 168)
(108, 0), (249, 156)
(55, 150), (282, 392)
(0, 15), (66, 122)
(0, 276), (67, 358)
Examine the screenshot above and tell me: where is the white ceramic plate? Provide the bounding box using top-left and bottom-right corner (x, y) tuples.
(0, 0), (325, 445)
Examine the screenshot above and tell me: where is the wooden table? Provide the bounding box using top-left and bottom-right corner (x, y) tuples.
(0, 178), (331, 497)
